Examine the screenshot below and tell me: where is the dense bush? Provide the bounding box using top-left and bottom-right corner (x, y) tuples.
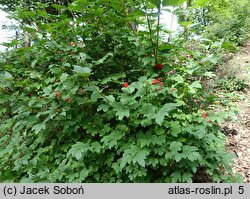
(189, 0), (250, 47)
(0, 0), (243, 182)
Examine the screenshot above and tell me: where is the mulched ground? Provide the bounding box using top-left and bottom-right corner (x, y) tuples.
(221, 42), (250, 182)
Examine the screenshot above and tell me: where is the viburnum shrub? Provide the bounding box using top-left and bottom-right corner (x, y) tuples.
(0, 0), (243, 182)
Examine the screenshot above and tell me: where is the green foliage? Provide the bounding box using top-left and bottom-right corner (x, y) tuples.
(0, 0), (244, 183)
(215, 77), (248, 92)
(162, 0), (186, 6)
(189, 0), (250, 46)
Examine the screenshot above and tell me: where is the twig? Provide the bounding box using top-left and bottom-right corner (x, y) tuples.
(142, 0), (157, 62)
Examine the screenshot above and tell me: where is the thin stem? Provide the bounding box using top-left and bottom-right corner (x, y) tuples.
(93, 86), (111, 103)
(32, 22), (61, 50)
(155, 3), (161, 65)
(66, 0), (76, 19)
(142, 0), (157, 62)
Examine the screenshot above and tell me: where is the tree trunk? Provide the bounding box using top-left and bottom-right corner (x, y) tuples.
(24, 31), (30, 48)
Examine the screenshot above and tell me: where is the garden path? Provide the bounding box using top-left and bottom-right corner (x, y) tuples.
(223, 42), (250, 182)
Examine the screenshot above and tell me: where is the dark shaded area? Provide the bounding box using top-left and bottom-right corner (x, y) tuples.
(193, 167), (213, 183)
(0, 0), (73, 14)
(221, 126), (238, 136)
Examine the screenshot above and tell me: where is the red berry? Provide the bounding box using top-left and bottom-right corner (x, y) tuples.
(152, 79), (159, 85)
(123, 82), (129, 88)
(202, 113), (208, 118)
(66, 98), (72, 103)
(169, 164), (173, 167)
(218, 163), (222, 167)
(28, 93), (32, 97)
(55, 79), (59, 83)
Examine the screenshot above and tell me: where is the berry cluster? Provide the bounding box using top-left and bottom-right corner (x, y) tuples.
(152, 77), (163, 86)
(155, 63), (165, 70)
(54, 89), (62, 99)
(66, 98), (72, 103)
